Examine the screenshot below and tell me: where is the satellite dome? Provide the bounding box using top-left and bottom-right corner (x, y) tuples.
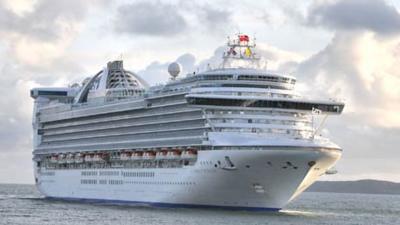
(168, 62), (181, 79)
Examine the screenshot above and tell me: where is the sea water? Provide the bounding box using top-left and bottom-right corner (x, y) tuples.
(0, 184), (399, 225)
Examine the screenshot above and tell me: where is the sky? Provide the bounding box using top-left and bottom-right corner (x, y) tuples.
(0, 0), (399, 184)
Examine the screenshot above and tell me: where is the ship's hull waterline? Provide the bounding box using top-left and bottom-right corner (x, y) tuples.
(35, 148), (341, 210)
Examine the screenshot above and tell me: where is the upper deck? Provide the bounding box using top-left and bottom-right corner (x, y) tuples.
(160, 68), (296, 91)
(30, 35), (345, 154)
(31, 34), (344, 123)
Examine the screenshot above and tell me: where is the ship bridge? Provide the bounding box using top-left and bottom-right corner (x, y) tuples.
(192, 68), (296, 90)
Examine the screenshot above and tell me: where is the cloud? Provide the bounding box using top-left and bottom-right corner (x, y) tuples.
(175, 53), (196, 73)
(296, 31), (400, 128)
(0, 0), (91, 42)
(0, 0), (108, 69)
(195, 4), (233, 33)
(306, 0), (400, 35)
(287, 0), (400, 129)
(113, 1), (233, 37)
(0, 0), (108, 158)
(0, 63), (37, 153)
(114, 1), (187, 36)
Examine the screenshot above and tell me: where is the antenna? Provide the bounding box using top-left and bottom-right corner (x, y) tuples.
(221, 33), (260, 68)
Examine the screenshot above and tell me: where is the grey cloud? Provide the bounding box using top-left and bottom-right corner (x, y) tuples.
(0, 0), (97, 157)
(197, 46), (226, 69)
(197, 5), (232, 32)
(0, 63), (33, 153)
(137, 61), (168, 85)
(306, 0), (400, 35)
(0, 0), (95, 41)
(114, 1), (232, 36)
(257, 11), (270, 24)
(296, 32), (379, 104)
(176, 53), (196, 73)
(114, 1), (187, 36)
(0, 57), (88, 158)
(277, 61), (299, 73)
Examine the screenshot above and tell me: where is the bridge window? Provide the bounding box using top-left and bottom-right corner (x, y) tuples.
(37, 91), (68, 96)
(187, 97), (343, 113)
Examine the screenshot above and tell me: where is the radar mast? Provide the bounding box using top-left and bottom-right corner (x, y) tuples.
(222, 34), (261, 69)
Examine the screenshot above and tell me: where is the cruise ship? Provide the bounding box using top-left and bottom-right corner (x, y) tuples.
(30, 35), (344, 211)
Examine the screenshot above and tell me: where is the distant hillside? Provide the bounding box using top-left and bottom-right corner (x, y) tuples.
(307, 179), (400, 195)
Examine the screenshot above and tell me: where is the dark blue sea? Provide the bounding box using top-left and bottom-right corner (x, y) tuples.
(0, 184), (399, 225)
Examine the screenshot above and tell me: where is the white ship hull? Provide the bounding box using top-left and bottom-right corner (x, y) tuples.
(31, 43), (345, 210)
(35, 148), (341, 210)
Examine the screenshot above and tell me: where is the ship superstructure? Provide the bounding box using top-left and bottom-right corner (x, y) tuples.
(31, 35), (344, 210)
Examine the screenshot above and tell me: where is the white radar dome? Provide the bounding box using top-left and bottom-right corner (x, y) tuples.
(168, 62), (181, 79)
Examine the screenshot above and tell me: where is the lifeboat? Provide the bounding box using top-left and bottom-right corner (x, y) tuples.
(101, 152), (109, 161)
(58, 154), (66, 164)
(166, 150), (181, 159)
(66, 153), (75, 163)
(131, 151), (143, 160)
(84, 154), (93, 162)
(181, 149), (198, 159)
(50, 155), (58, 163)
(120, 151), (131, 161)
(74, 153), (84, 163)
(143, 151), (156, 160)
(156, 150), (168, 160)
(93, 153), (105, 162)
